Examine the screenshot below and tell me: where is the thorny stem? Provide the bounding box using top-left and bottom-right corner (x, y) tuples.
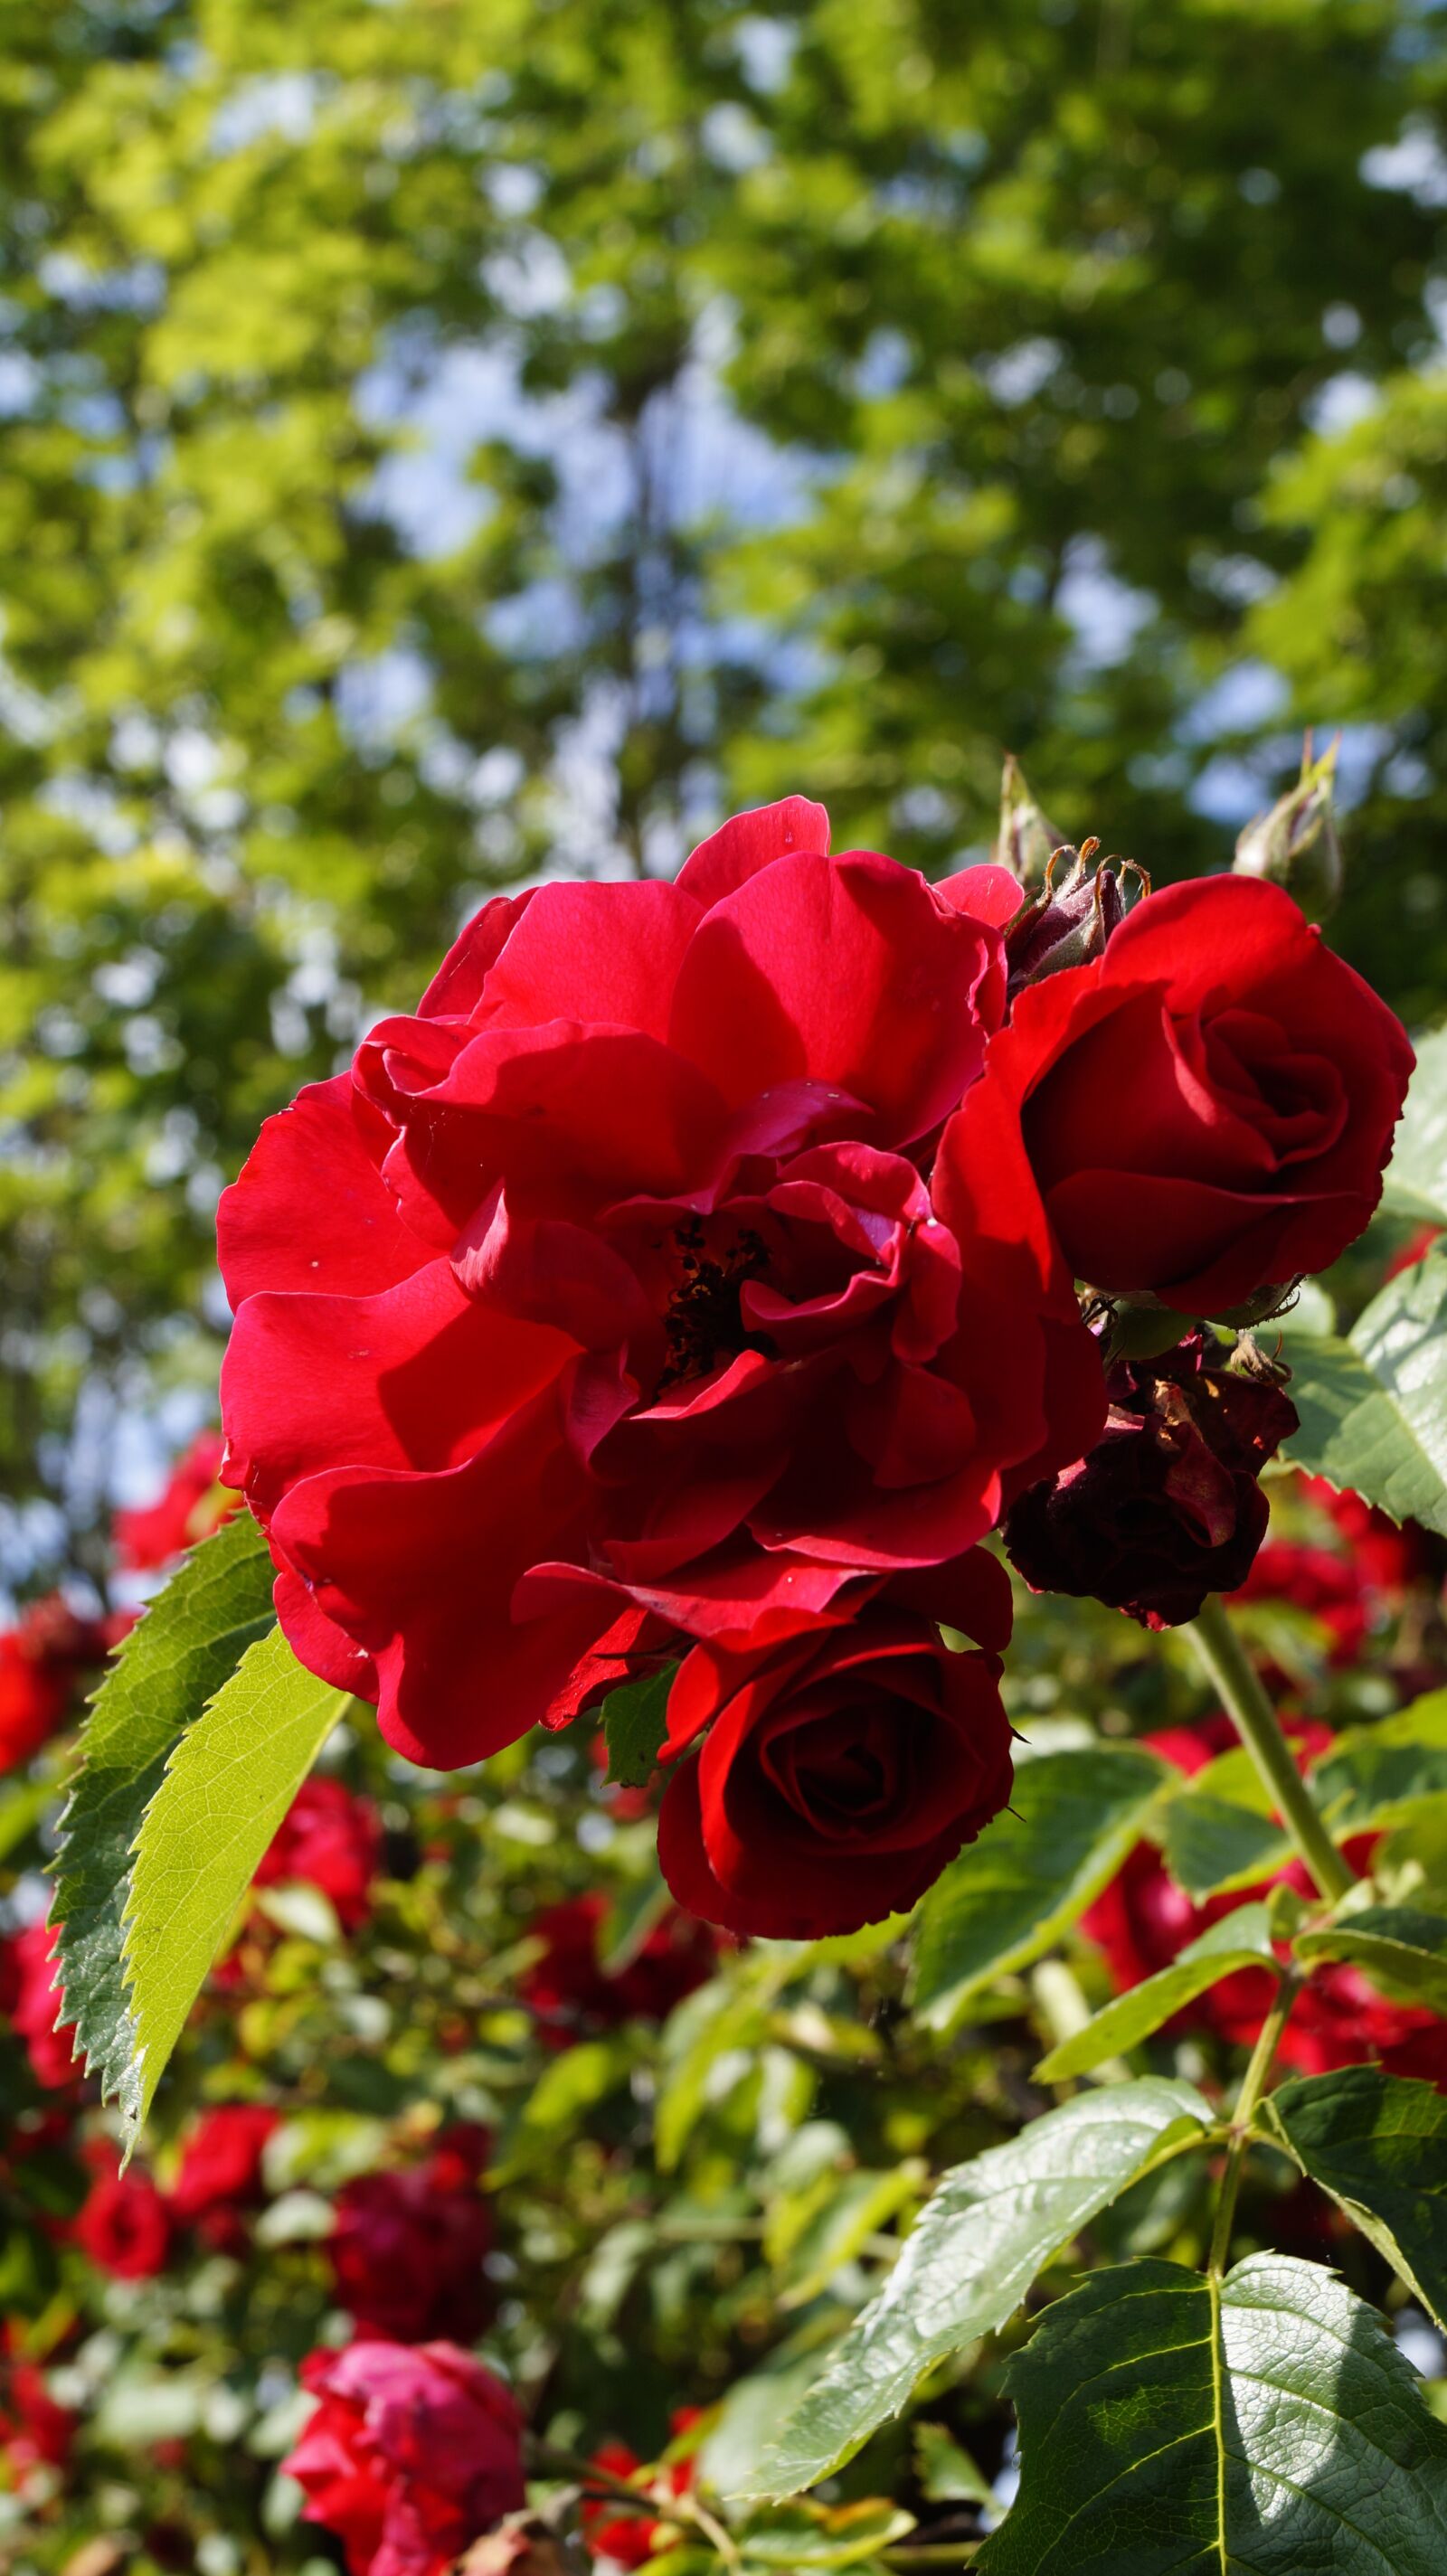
(1187, 1594), (1356, 1904)
(1206, 1970), (1301, 2276)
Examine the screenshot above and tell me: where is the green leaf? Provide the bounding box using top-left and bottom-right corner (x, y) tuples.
(779, 2164), (922, 2310)
(978, 2252), (1447, 2572)
(1262, 2067), (1447, 2332)
(738, 2077), (1214, 2499)
(602, 1665), (676, 1788)
(1159, 1788), (1291, 1899)
(913, 2423), (992, 2507)
(1310, 1694), (1447, 1836)
(1035, 1902), (1279, 2082)
(1280, 1247), (1447, 1539)
(1294, 1902), (1447, 2014)
(120, 1623), (348, 2140)
(1382, 1026), (1447, 1227)
(735, 2503), (915, 2568)
(911, 1748), (1167, 2032)
(50, 1514), (276, 2106)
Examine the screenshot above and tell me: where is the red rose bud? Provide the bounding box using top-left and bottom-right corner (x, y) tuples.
(329, 2128), (494, 2344)
(218, 797), (1097, 1768)
(992, 751), (1069, 888)
(1234, 737), (1343, 926)
(1005, 838), (1145, 993)
(949, 873), (1413, 1316)
(285, 2339), (525, 2576)
(657, 1600), (1015, 1939)
(1004, 1331), (1298, 1630)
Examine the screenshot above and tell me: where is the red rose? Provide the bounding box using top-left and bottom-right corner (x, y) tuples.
(1, 1923), (79, 2094)
(170, 2104), (278, 2246)
(329, 2128), (493, 2344)
(1083, 1720), (1447, 2082)
(254, 1777), (382, 1930)
(218, 799), (1101, 1767)
(113, 1430), (239, 1571)
(948, 874), (1413, 1316)
(1004, 1330), (1298, 1629)
(285, 2339), (525, 2576)
(0, 1599), (121, 1774)
(0, 2354), (74, 2476)
(518, 1893), (717, 2036)
(75, 2154), (173, 2279)
(656, 1556), (1015, 1939)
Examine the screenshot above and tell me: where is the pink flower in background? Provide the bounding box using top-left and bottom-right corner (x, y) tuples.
(285, 2340), (525, 2576)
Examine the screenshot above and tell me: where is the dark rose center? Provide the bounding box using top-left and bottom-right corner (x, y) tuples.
(765, 1697), (912, 1834)
(658, 1218), (774, 1389)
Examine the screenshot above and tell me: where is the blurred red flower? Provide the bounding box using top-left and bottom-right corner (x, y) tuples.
(286, 2339), (525, 2576)
(581, 2410), (705, 2568)
(254, 1776), (382, 1930)
(0, 1598), (124, 1773)
(518, 1893), (717, 2034)
(113, 1430), (239, 1571)
(75, 2151), (173, 2279)
(1, 1922), (79, 2094)
(329, 2126), (493, 2344)
(170, 2104), (278, 2249)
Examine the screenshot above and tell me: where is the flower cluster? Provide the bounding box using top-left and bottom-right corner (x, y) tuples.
(218, 800), (1412, 1935)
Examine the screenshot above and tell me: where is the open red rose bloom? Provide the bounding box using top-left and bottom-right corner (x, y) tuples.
(219, 799), (1413, 1939)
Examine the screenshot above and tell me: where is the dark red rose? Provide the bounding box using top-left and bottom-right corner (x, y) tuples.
(170, 2104), (278, 2247)
(329, 2129), (493, 2344)
(656, 1555), (1015, 1939)
(285, 2339), (525, 2576)
(1083, 1719), (1447, 2082)
(218, 799), (1102, 1767)
(0, 1598), (121, 1773)
(1, 1923), (79, 2094)
(1228, 1541), (1370, 1666)
(75, 2154), (173, 2279)
(254, 1777), (382, 1930)
(518, 1893), (717, 2035)
(948, 874), (1413, 1316)
(114, 1430), (239, 1571)
(1004, 1330), (1298, 1629)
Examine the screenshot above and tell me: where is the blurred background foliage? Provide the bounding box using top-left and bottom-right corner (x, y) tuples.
(2, 0), (1447, 1579)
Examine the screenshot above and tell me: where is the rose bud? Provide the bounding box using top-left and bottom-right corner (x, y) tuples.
(945, 873), (1413, 1316)
(1005, 838), (1145, 993)
(1234, 738), (1343, 926)
(992, 751), (1069, 888)
(285, 2340), (525, 2576)
(1003, 1330), (1298, 1629)
(656, 1583), (1015, 1939)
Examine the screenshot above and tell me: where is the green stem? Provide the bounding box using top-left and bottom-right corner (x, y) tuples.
(1206, 1971), (1300, 2275)
(1187, 1594), (1355, 1904)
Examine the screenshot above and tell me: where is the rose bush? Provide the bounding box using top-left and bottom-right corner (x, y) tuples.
(217, 798), (1101, 1768)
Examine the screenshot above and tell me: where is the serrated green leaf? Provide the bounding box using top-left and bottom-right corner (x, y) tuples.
(911, 1747), (1166, 2032)
(1310, 1694), (1447, 1836)
(1036, 1902), (1279, 2082)
(1262, 2067), (1447, 2332)
(602, 1665), (676, 1788)
(738, 2077), (1214, 2499)
(1280, 1248), (1447, 1539)
(978, 2252), (1447, 2572)
(49, 1514), (276, 2107)
(121, 1623), (348, 2139)
(1383, 1027), (1447, 1227)
(1294, 1902), (1447, 2014)
(1158, 1787), (1291, 1900)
